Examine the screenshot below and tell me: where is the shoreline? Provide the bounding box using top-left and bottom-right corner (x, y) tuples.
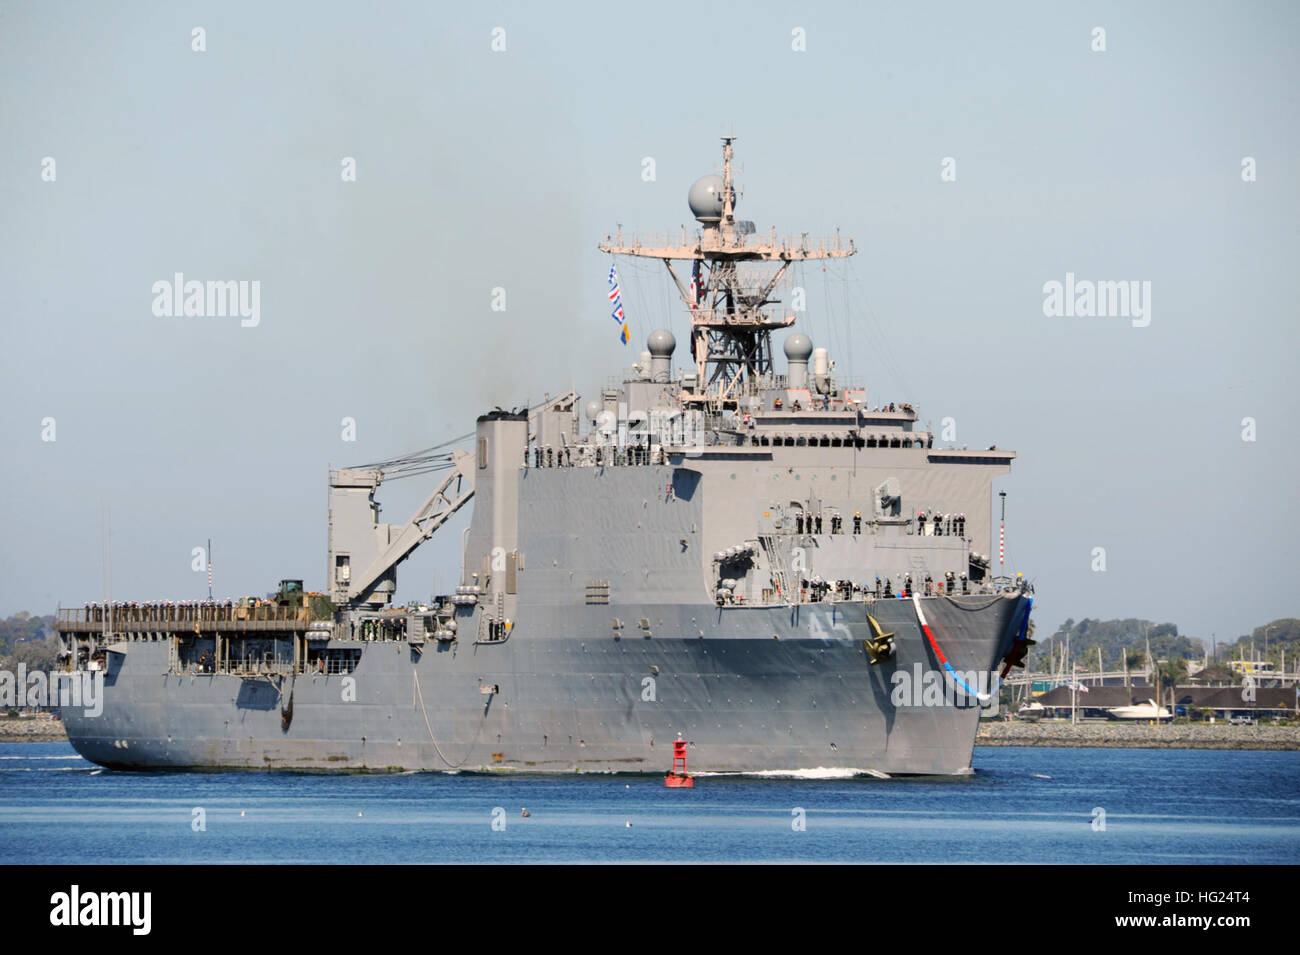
(0, 718), (68, 742)
(977, 720), (1300, 750)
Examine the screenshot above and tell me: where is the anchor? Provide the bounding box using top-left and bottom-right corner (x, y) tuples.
(262, 671), (296, 732)
(863, 614), (895, 665)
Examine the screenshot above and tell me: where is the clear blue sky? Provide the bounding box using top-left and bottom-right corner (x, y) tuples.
(2, 1), (1296, 649)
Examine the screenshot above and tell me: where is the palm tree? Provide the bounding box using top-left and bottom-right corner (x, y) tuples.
(1156, 657), (1188, 717)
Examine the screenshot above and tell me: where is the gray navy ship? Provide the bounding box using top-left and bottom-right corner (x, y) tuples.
(56, 139), (1034, 776)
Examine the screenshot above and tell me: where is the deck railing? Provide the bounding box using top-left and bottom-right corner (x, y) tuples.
(56, 606), (322, 632)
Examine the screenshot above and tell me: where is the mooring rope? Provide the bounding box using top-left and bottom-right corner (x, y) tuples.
(942, 593), (1005, 612)
(413, 669), (488, 770)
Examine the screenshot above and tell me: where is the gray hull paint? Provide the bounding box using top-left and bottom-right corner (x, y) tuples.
(63, 594), (1025, 776)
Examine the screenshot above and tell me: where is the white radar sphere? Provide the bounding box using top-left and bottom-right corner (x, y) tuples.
(688, 175), (728, 222)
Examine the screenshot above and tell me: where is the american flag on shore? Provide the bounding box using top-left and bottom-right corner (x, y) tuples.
(608, 264), (629, 344)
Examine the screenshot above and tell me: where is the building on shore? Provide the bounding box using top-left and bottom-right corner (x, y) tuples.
(1032, 685), (1295, 722)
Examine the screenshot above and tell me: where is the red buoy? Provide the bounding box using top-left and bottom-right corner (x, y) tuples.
(664, 738), (694, 788)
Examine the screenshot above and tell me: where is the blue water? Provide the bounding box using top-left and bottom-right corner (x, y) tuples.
(1, 743), (1296, 863)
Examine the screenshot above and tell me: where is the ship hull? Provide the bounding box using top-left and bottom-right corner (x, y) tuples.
(61, 593), (1027, 776)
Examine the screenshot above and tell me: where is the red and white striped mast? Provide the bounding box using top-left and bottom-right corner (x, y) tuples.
(998, 491), (1007, 569)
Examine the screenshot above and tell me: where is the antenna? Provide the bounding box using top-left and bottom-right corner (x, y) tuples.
(100, 500), (113, 644)
(599, 137), (854, 408)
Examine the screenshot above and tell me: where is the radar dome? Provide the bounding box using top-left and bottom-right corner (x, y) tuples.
(585, 401), (601, 423)
(688, 174), (727, 223)
(783, 333), (813, 361)
(647, 329), (676, 357)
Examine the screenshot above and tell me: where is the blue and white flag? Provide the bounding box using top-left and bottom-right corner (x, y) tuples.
(607, 265), (623, 316)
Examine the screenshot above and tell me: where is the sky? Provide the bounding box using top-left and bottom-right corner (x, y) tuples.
(1, 1), (1296, 649)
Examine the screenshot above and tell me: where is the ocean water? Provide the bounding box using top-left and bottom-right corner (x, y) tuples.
(1, 743), (1296, 864)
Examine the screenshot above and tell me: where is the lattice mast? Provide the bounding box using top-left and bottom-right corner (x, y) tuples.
(599, 137), (855, 407)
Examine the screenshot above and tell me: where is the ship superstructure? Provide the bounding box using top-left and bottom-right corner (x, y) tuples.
(56, 139), (1033, 775)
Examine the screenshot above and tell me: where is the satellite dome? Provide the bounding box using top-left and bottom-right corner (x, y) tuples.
(784, 333), (813, 361)
(688, 174), (728, 222)
(647, 329), (676, 357)
(585, 401), (601, 422)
